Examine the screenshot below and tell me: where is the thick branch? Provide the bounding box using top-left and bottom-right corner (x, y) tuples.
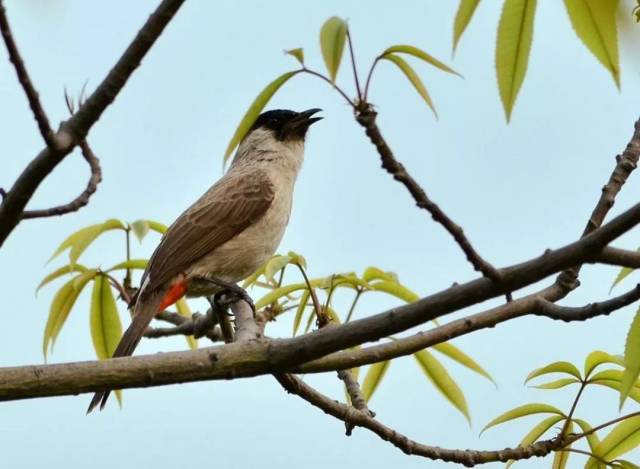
(355, 105), (501, 283)
(2, 206), (640, 401)
(274, 373), (565, 467)
(0, 1), (54, 147)
(20, 141), (102, 219)
(0, 0), (185, 247)
(592, 246), (640, 269)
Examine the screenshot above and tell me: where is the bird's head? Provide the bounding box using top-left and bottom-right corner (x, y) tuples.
(231, 108), (322, 171)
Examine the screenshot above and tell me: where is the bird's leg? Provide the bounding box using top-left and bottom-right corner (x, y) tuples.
(194, 276), (256, 316)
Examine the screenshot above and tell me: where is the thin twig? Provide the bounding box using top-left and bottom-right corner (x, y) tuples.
(355, 104), (502, 284)
(20, 140), (102, 219)
(0, 0), (55, 147)
(274, 372), (566, 466)
(346, 29), (362, 102)
(363, 56), (381, 101)
(301, 68), (355, 108)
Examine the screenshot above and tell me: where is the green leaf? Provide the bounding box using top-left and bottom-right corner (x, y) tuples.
(551, 420), (573, 469)
(130, 220), (150, 243)
(106, 259), (149, 271)
(362, 267), (397, 283)
(382, 45), (461, 77)
(432, 342), (495, 384)
(36, 264), (88, 294)
(505, 414), (565, 468)
(591, 380), (640, 404)
(495, 0), (537, 121)
(525, 361), (582, 383)
(255, 283), (308, 310)
(482, 403), (564, 434)
(453, 0), (482, 53)
(611, 263), (636, 292)
(71, 219), (126, 266)
(42, 271), (96, 358)
(361, 360), (391, 403)
(223, 71), (301, 162)
(292, 289), (311, 336)
(586, 416), (640, 468)
(614, 461), (640, 469)
(287, 251), (307, 270)
(531, 378), (579, 390)
(585, 350), (625, 378)
(90, 275), (123, 360)
(285, 48), (304, 65)
(264, 255), (292, 284)
(414, 350), (470, 422)
(563, 0), (620, 88)
(381, 54), (438, 117)
(621, 308), (640, 408)
(146, 220), (168, 234)
(319, 16), (348, 82)
(370, 279), (419, 303)
(574, 419), (602, 460)
(175, 298), (198, 350)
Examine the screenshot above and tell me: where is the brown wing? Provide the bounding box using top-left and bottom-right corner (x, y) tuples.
(140, 168), (275, 295)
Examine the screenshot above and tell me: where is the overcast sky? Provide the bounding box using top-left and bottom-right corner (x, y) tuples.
(1, 1), (640, 468)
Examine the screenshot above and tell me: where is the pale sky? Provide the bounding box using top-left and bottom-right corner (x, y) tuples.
(1, 1), (640, 468)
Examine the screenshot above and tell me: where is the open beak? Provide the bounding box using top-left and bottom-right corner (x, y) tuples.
(283, 108), (323, 139)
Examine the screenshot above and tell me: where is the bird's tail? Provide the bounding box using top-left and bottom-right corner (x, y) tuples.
(86, 290), (163, 413)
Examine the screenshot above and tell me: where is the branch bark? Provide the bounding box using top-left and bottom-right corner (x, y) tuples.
(0, 0), (185, 247)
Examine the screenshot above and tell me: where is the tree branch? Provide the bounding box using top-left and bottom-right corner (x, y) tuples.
(0, 0), (185, 247)
(354, 104), (502, 284)
(20, 140), (102, 219)
(2, 205), (640, 401)
(0, 0), (55, 148)
(274, 372), (567, 467)
(592, 246), (640, 269)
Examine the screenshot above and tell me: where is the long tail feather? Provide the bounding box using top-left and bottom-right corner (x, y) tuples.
(86, 290), (163, 413)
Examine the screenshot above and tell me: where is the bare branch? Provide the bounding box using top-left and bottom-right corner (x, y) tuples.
(354, 104), (502, 284)
(274, 373), (566, 466)
(592, 246), (640, 269)
(20, 140), (102, 219)
(0, 1), (55, 147)
(0, 0), (186, 247)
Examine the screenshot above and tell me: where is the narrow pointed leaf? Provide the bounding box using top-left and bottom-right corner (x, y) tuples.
(551, 421), (573, 469)
(563, 0), (620, 88)
(285, 48), (304, 65)
(574, 419), (602, 460)
(175, 298), (198, 350)
(42, 272), (95, 358)
(370, 279), (419, 303)
(615, 461), (640, 469)
(433, 342), (495, 384)
(319, 16), (348, 82)
(223, 71), (301, 162)
(90, 275), (123, 360)
(482, 403), (564, 434)
(130, 220), (150, 243)
(620, 308), (640, 408)
(591, 380), (640, 404)
(414, 350), (470, 422)
(362, 267), (397, 283)
(525, 361), (581, 383)
(611, 264), (636, 292)
(242, 263), (267, 289)
(505, 414), (565, 468)
(382, 54), (438, 117)
(292, 289), (311, 336)
(264, 255), (292, 284)
(146, 220), (168, 234)
(36, 264), (88, 294)
(106, 259), (149, 272)
(531, 378), (579, 389)
(304, 303), (316, 333)
(495, 0), (537, 121)
(586, 415), (640, 468)
(453, 0), (481, 53)
(382, 45), (460, 76)
(585, 350), (625, 378)
(255, 283), (307, 310)
(361, 360), (391, 403)
(68, 219), (126, 266)
(48, 224), (99, 262)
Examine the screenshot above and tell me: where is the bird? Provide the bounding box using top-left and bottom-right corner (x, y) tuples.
(87, 108), (322, 413)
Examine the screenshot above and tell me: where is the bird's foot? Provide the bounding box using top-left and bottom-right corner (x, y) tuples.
(197, 277), (256, 316)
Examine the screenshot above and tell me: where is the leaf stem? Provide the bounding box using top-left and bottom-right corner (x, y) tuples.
(345, 289), (363, 323)
(363, 56), (381, 102)
(346, 29), (362, 103)
(296, 262), (327, 326)
(562, 380), (586, 434)
(124, 225), (132, 290)
(301, 67), (355, 108)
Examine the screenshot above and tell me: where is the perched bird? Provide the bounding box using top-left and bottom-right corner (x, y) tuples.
(87, 108), (322, 412)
